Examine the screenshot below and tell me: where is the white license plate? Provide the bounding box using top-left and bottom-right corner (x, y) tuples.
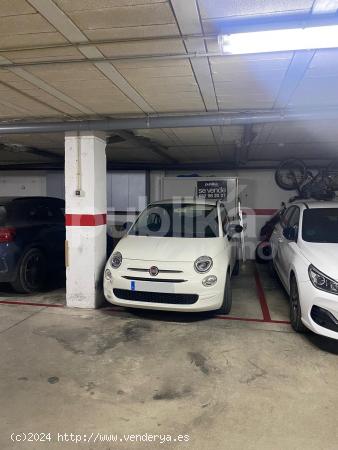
(130, 280), (175, 293)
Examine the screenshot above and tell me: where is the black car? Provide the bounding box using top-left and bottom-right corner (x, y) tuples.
(0, 197), (66, 293)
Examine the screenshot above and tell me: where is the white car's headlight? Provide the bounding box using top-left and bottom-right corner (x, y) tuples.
(308, 265), (338, 295)
(194, 256), (213, 273)
(104, 268), (112, 281)
(202, 275), (217, 287)
(110, 251), (122, 269)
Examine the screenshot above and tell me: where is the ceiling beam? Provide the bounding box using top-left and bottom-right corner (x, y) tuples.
(235, 125), (257, 166)
(0, 55), (95, 116)
(170, 0), (227, 160)
(114, 130), (178, 163)
(274, 51), (315, 108)
(0, 143), (63, 161)
(1, 11), (338, 55)
(0, 80), (74, 119)
(170, 0), (217, 111)
(26, 0), (154, 114)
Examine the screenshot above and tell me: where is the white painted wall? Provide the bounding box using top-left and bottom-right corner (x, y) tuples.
(0, 168), (296, 259)
(151, 169), (294, 207)
(0, 172), (46, 196)
(0, 170), (146, 239)
(150, 169), (297, 259)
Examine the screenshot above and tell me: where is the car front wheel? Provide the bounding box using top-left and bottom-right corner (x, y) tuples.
(232, 259), (240, 276)
(11, 248), (47, 294)
(290, 276), (307, 333)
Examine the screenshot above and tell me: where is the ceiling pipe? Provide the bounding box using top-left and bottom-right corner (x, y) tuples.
(0, 160), (332, 172)
(1, 108), (338, 134)
(0, 52), (223, 70)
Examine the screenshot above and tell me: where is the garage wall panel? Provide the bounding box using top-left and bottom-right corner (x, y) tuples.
(154, 169), (295, 260)
(46, 172), (65, 199)
(0, 174), (46, 196)
(0, 171), (147, 213)
(109, 173), (129, 212)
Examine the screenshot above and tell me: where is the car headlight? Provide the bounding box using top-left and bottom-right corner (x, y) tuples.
(308, 265), (338, 295)
(202, 275), (217, 287)
(104, 268), (112, 281)
(110, 251), (122, 269)
(194, 256), (213, 273)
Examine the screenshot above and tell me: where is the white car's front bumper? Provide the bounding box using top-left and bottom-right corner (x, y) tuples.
(298, 280), (338, 339)
(103, 263), (225, 312)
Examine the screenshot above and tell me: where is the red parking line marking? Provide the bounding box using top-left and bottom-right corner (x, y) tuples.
(254, 265), (272, 322)
(1, 270), (289, 325)
(105, 307), (290, 325)
(215, 315), (290, 324)
(0, 300), (64, 308)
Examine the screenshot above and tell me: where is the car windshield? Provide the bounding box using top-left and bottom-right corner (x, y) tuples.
(302, 208), (338, 243)
(129, 203), (219, 238)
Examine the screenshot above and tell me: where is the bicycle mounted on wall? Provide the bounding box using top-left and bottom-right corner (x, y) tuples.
(275, 158), (338, 202)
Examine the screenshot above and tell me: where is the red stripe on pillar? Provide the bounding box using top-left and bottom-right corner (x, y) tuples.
(65, 214), (107, 226)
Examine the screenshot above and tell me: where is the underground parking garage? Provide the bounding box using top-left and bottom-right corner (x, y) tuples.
(1, 1), (338, 449)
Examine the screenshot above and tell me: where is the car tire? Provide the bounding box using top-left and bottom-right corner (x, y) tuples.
(255, 241), (272, 264)
(289, 276), (307, 333)
(232, 259), (240, 276)
(268, 260), (277, 278)
(217, 273), (232, 315)
(11, 248), (47, 294)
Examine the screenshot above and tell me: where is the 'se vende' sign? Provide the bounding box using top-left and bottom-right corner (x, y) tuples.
(197, 180), (227, 200)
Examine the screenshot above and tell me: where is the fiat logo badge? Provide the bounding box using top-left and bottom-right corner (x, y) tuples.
(149, 266), (159, 277)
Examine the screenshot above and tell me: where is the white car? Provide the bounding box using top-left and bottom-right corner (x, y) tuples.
(104, 199), (242, 313)
(270, 201), (338, 339)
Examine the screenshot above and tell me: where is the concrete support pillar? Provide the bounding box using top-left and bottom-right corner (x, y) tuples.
(65, 131), (107, 308)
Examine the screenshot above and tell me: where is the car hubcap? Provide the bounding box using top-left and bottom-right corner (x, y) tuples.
(25, 254), (43, 288)
(291, 285), (299, 321)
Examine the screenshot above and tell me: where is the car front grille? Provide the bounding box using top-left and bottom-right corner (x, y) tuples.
(113, 289), (198, 305)
(127, 267), (183, 274)
(122, 276), (186, 283)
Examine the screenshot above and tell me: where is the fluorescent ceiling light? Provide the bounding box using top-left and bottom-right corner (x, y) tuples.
(219, 24), (338, 55)
(312, 0), (338, 14)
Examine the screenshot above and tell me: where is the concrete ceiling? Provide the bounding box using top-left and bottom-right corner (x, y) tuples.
(0, 0), (338, 167)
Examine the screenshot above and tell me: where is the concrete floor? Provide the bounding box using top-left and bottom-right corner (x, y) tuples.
(1, 262), (338, 450)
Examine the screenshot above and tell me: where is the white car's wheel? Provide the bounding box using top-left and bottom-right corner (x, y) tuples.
(290, 276), (307, 333)
(217, 272), (232, 315)
(232, 259), (240, 276)
(268, 260), (277, 278)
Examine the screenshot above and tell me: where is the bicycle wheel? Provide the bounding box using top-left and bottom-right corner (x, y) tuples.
(275, 159), (307, 191)
(325, 159), (338, 190)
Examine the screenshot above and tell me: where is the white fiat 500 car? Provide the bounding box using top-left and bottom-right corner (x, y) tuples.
(270, 201), (338, 339)
(104, 199), (242, 314)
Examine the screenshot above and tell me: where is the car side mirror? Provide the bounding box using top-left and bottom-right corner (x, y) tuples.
(234, 225), (243, 234)
(283, 226), (296, 241)
(122, 221), (133, 232)
(228, 224), (243, 237)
